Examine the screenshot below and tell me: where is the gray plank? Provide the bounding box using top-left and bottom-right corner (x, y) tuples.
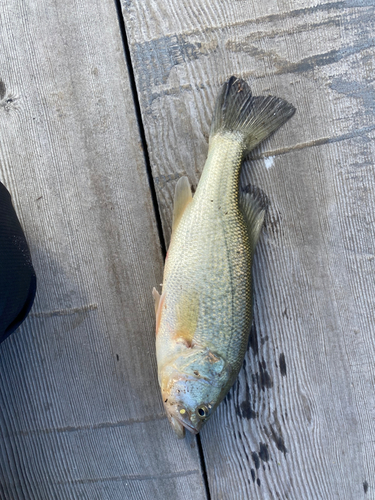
(0, 0), (207, 498)
(121, 1), (375, 498)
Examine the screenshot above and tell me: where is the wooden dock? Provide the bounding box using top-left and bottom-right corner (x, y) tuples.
(1, 1), (374, 498)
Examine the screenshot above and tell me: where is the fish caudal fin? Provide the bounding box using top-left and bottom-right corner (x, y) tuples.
(210, 76), (295, 155)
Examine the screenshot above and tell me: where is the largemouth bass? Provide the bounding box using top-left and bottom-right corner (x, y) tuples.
(153, 76), (295, 438)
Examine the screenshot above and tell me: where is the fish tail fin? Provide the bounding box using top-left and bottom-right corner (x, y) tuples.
(210, 76), (295, 154)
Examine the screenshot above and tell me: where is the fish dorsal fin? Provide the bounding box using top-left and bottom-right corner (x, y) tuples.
(172, 176), (192, 232)
(239, 186), (267, 251)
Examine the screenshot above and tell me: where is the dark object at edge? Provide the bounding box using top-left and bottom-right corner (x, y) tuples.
(0, 182), (36, 344)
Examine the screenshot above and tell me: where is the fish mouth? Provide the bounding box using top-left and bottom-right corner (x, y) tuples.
(164, 404), (200, 437)
(169, 415), (186, 439)
(175, 415), (199, 435)
(171, 414), (200, 437)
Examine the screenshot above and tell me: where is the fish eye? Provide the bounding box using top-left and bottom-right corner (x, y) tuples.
(196, 405), (209, 419)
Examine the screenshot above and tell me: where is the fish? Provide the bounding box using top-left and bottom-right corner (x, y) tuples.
(153, 76), (295, 438)
(0, 182), (36, 345)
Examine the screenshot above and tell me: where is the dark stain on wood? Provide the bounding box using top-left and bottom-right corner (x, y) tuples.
(363, 481), (369, 493)
(259, 443), (269, 462)
(257, 478), (261, 487)
(270, 424), (288, 456)
(250, 469), (256, 483)
(275, 43), (374, 75)
(279, 353), (287, 376)
(330, 76), (375, 120)
(239, 400), (256, 420)
(224, 389), (232, 403)
(0, 80), (6, 100)
(248, 324), (259, 355)
(133, 35), (217, 105)
(235, 371), (256, 420)
(258, 359), (273, 391)
(251, 451), (260, 469)
(226, 6), (373, 78)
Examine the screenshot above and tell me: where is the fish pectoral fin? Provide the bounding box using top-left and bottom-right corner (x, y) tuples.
(174, 329), (195, 348)
(239, 186), (267, 251)
(154, 290), (166, 336)
(172, 176), (192, 232)
(152, 287), (161, 314)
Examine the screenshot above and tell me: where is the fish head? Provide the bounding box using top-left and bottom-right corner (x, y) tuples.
(160, 348), (232, 438)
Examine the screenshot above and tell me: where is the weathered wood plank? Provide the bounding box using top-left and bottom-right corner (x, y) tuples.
(121, 1), (375, 498)
(0, 1), (207, 499)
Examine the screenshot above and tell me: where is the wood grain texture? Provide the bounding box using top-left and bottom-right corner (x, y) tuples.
(0, 1), (207, 499)
(121, 0), (375, 498)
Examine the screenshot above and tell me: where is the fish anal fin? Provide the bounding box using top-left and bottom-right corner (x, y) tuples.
(172, 176), (192, 232)
(240, 185), (268, 250)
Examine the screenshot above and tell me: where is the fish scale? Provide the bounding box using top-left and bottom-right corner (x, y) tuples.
(162, 138), (252, 369)
(153, 76), (295, 437)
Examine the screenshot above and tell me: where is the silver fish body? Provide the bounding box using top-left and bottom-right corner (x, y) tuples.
(153, 77), (295, 437)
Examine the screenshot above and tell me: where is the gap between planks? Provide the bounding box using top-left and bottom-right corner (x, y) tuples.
(113, 1), (211, 498)
(113, 0), (166, 259)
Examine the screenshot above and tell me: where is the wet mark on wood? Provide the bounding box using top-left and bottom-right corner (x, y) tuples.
(259, 443), (269, 462)
(239, 400), (256, 420)
(363, 481), (369, 493)
(251, 451), (260, 470)
(133, 35), (217, 104)
(258, 359), (273, 391)
(260, 335), (268, 346)
(279, 42), (374, 75)
(235, 369), (256, 419)
(279, 353), (287, 376)
(227, 8), (374, 78)
(270, 424), (288, 456)
(330, 76), (375, 120)
(257, 478), (261, 487)
(250, 469), (256, 483)
(248, 324), (259, 355)
(0, 79), (6, 100)
(224, 389), (232, 403)
(263, 411), (288, 457)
